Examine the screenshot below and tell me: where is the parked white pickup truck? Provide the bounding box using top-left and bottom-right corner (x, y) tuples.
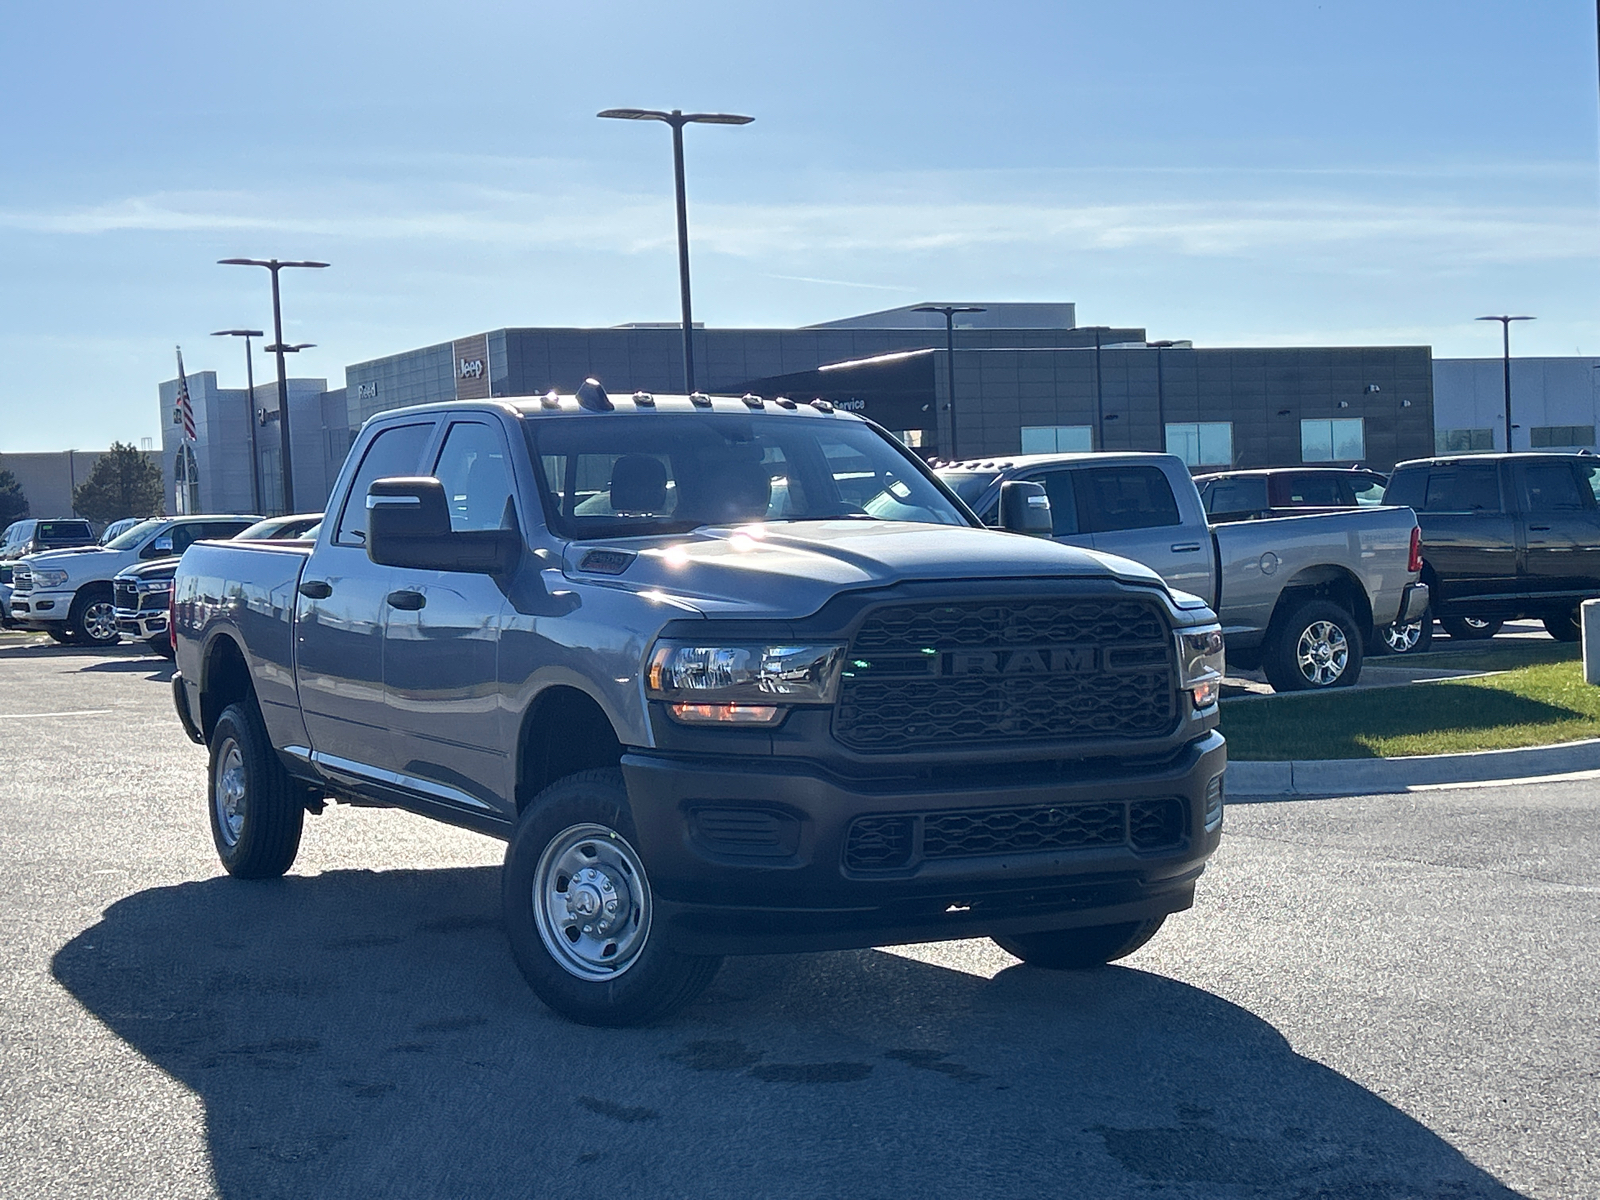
(938, 453), (1428, 692)
(10, 514), (259, 646)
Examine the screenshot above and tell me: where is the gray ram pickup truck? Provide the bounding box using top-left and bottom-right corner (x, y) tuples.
(172, 385), (1227, 1026)
(938, 454), (1428, 692)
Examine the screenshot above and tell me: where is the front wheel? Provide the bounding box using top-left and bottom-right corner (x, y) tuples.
(1263, 600), (1364, 692)
(1544, 608), (1583, 643)
(208, 701), (304, 878)
(1375, 614), (1433, 656)
(1440, 616), (1502, 641)
(993, 916), (1167, 969)
(147, 634), (175, 659)
(68, 587), (121, 648)
(47, 627), (78, 645)
(502, 769), (721, 1027)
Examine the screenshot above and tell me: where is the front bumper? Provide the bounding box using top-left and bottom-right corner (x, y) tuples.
(13, 587), (73, 627)
(115, 607), (168, 640)
(621, 731), (1226, 956)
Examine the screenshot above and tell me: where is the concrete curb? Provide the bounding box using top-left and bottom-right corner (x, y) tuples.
(1227, 737), (1600, 797)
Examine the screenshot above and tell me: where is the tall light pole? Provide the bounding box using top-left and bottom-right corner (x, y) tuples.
(212, 329), (265, 513)
(912, 305), (986, 460)
(1477, 315), (1534, 451)
(597, 108), (753, 395)
(219, 258), (329, 512)
(1148, 339), (1180, 452)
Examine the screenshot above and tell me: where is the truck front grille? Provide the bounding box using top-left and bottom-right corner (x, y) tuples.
(843, 797), (1188, 871)
(10, 567), (31, 594)
(113, 580), (138, 611)
(833, 598), (1177, 752)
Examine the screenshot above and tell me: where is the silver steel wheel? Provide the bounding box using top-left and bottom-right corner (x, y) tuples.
(213, 736), (246, 848)
(82, 600), (118, 642)
(532, 822), (653, 982)
(1295, 620), (1349, 686)
(1381, 620), (1423, 653)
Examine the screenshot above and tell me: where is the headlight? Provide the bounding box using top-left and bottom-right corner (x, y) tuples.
(1175, 624), (1225, 711)
(646, 641), (847, 725)
(32, 569), (69, 588)
(138, 578), (173, 593)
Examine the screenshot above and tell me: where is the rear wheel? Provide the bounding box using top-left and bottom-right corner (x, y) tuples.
(208, 701), (304, 878)
(1544, 608), (1582, 642)
(68, 586), (120, 648)
(502, 769), (721, 1026)
(993, 916), (1167, 969)
(1440, 616), (1502, 641)
(1263, 600), (1364, 692)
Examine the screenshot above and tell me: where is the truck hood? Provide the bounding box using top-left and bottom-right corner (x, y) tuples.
(23, 545), (116, 564)
(563, 520), (1166, 618)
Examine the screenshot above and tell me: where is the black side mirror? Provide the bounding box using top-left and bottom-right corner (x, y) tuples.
(366, 476), (521, 575)
(999, 480), (1054, 537)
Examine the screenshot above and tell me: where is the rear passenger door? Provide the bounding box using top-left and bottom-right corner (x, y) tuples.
(1413, 462), (1518, 610)
(1074, 464), (1212, 595)
(1514, 459), (1600, 599)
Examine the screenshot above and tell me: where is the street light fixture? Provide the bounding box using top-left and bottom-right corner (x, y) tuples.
(211, 329), (266, 513)
(912, 305), (986, 460)
(1477, 315), (1534, 452)
(597, 108), (753, 395)
(219, 258), (329, 512)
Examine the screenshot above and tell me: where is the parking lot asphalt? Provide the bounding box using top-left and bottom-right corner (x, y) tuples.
(1, 642), (1595, 1199)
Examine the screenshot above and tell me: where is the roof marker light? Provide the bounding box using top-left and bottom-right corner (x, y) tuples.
(541, 390), (562, 409)
(576, 378), (613, 412)
(810, 399), (834, 413)
(773, 396), (798, 410)
(632, 391), (655, 407)
(689, 392), (713, 408)
(741, 393), (764, 409)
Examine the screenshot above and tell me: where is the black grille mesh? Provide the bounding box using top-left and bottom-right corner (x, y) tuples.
(845, 797), (1187, 871)
(835, 598), (1176, 752)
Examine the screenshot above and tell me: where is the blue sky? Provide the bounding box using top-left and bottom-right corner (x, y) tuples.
(1, 0), (1596, 452)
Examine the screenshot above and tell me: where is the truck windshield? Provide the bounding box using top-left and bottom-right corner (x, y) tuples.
(525, 414), (969, 538)
(104, 519), (165, 551)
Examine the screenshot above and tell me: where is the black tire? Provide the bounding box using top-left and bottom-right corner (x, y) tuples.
(993, 916), (1167, 970)
(502, 769), (721, 1027)
(1544, 608), (1582, 642)
(1440, 616), (1502, 641)
(1373, 613), (1434, 656)
(67, 585), (120, 648)
(147, 634), (175, 659)
(208, 701), (304, 879)
(1262, 600), (1364, 692)
(47, 627), (78, 645)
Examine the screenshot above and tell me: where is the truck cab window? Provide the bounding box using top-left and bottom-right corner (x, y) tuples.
(1517, 462), (1592, 512)
(1205, 477), (1267, 520)
(1028, 470), (1080, 536)
(434, 421), (517, 531)
(335, 422), (436, 546)
(1422, 465), (1500, 513)
(1073, 466), (1182, 533)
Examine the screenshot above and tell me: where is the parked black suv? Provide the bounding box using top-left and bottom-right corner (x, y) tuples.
(1383, 453), (1600, 641)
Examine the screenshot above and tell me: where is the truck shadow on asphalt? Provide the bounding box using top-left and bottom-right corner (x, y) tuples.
(53, 868), (1525, 1199)
(74, 657), (174, 682)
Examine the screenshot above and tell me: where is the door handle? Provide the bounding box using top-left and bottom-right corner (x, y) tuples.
(386, 589), (426, 611)
(1528, 525), (1551, 532)
(1170, 542), (1202, 553)
(298, 580), (332, 600)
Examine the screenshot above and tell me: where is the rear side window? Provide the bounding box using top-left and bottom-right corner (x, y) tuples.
(1421, 465), (1500, 513)
(1074, 466), (1182, 533)
(37, 521), (92, 541)
(1348, 475), (1388, 505)
(1517, 462), (1591, 512)
(1284, 474), (1345, 506)
(1203, 476), (1267, 518)
(335, 423), (436, 546)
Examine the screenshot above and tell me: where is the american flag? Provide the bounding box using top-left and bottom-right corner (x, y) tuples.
(174, 346), (196, 441)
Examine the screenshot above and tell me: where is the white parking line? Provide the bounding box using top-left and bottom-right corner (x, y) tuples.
(0, 709), (114, 720)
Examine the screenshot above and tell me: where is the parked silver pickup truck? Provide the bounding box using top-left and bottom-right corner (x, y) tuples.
(171, 386), (1227, 1026)
(938, 453), (1427, 692)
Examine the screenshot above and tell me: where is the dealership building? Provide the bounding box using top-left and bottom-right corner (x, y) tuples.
(158, 301), (1457, 515)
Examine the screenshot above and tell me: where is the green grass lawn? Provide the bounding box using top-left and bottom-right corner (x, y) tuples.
(1221, 657), (1600, 760)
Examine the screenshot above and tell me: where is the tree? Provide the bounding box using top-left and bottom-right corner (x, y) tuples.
(71, 442), (165, 524)
(0, 458), (27, 528)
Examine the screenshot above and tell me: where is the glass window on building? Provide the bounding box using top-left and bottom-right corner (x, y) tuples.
(1301, 418), (1365, 463)
(1530, 425), (1597, 449)
(1165, 422), (1233, 468)
(1435, 428), (1496, 454)
(1021, 425), (1094, 453)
